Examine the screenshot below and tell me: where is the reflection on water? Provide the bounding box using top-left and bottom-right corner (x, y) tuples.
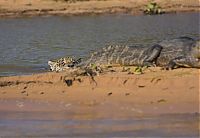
(0, 64), (47, 76)
(0, 114), (199, 137)
(0, 100), (199, 137)
(0, 12), (199, 76)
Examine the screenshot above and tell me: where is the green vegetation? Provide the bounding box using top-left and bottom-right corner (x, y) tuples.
(128, 66), (144, 75)
(144, 1), (164, 15)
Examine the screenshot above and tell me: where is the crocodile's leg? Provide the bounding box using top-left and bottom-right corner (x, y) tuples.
(165, 56), (191, 70)
(165, 60), (177, 70)
(143, 44), (163, 67)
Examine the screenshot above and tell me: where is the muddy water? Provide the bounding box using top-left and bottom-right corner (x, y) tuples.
(0, 100), (199, 137)
(0, 12), (199, 76)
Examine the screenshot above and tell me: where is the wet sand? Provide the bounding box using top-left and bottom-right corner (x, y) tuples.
(0, 67), (199, 114)
(0, 0), (199, 18)
(0, 67), (199, 137)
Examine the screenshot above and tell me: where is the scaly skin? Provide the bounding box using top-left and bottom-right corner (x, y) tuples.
(156, 37), (200, 69)
(81, 37), (200, 69)
(80, 44), (162, 67)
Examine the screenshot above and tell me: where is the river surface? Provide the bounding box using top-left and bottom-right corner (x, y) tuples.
(0, 99), (199, 137)
(0, 12), (199, 76)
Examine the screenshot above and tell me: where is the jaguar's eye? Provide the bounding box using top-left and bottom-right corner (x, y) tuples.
(68, 64), (74, 67)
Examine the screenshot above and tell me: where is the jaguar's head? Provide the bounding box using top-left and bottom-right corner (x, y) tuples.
(48, 57), (82, 72)
(48, 57), (75, 72)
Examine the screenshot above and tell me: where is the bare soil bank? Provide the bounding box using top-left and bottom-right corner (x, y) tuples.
(0, 0), (199, 18)
(0, 67), (199, 115)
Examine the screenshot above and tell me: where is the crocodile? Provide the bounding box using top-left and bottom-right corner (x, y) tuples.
(78, 36), (200, 69)
(48, 37), (200, 72)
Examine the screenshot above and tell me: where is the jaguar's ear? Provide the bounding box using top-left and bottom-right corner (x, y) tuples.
(48, 60), (54, 66)
(48, 60), (55, 71)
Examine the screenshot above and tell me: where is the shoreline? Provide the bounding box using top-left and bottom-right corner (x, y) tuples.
(0, 0), (199, 18)
(0, 67), (199, 115)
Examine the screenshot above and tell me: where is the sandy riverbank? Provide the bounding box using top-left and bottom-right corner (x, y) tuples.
(0, 67), (199, 115)
(0, 0), (199, 18)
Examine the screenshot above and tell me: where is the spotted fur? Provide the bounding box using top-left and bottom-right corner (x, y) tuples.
(48, 57), (81, 72)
